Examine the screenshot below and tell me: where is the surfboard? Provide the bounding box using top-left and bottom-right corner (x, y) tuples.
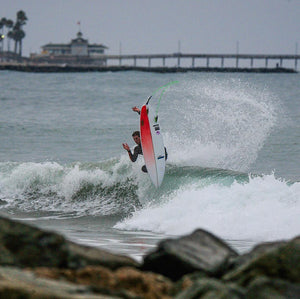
(140, 100), (166, 187)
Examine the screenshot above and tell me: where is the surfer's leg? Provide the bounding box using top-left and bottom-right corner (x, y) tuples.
(142, 165), (148, 173)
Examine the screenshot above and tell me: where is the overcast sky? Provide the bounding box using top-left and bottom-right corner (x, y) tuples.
(1, 0), (299, 57)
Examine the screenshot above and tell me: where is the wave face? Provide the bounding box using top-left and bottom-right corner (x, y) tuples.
(1, 159), (299, 244)
(0, 159), (141, 218)
(0, 159), (247, 217)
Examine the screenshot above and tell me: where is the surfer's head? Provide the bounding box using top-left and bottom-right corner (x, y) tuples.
(132, 131), (141, 145)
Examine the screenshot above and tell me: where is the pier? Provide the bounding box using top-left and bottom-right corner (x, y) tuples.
(0, 53), (299, 73)
(104, 53), (299, 70)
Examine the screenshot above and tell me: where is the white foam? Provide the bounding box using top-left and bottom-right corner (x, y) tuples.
(59, 164), (109, 201)
(0, 162), (64, 200)
(115, 174), (300, 242)
(0, 158), (140, 216)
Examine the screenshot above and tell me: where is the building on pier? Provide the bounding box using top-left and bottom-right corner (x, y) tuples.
(30, 31), (108, 65)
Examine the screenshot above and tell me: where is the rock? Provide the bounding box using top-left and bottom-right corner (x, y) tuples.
(142, 229), (238, 281)
(171, 272), (208, 296)
(67, 242), (139, 270)
(32, 265), (173, 299)
(245, 276), (300, 299)
(231, 240), (287, 269)
(223, 236), (300, 286)
(174, 278), (245, 299)
(1, 215), (299, 298)
(0, 216), (139, 270)
(0, 266), (115, 298)
(114, 267), (172, 298)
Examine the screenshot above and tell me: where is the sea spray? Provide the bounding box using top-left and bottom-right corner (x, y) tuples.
(161, 77), (279, 171)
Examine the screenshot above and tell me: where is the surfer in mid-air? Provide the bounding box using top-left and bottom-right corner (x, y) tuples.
(122, 107), (167, 173)
(122, 130), (147, 173)
(122, 107), (147, 172)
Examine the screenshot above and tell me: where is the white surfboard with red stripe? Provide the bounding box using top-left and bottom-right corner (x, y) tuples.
(140, 102), (166, 187)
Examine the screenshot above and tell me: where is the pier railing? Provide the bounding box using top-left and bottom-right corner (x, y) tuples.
(103, 53), (300, 70)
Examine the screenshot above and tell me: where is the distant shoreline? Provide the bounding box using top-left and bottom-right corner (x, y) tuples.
(0, 63), (297, 73)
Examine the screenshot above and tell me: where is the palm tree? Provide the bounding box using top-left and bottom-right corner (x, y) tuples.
(7, 30), (14, 52)
(0, 18), (6, 29)
(18, 11), (27, 56)
(0, 17), (6, 32)
(11, 10), (28, 56)
(0, 11), (27, 57)
(17, 11), (27, 25)
(15, 29), (25, 56)
(5, 19), (14, 52)
(0, 18), (6, 53)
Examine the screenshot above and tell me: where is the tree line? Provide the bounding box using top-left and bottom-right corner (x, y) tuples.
(0, 10), (28, 56)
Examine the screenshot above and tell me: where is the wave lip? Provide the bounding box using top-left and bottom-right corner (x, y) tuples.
(0, 160), (140, 218)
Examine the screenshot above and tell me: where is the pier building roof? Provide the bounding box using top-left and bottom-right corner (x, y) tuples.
(41, 31), (108, 56)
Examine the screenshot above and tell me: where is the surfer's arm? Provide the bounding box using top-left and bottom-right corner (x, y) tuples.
(127, 149), (139, 162)
(132, 106), (140, 115)
(122, 143), (137, 162)
(129, 146), (140, 162)
(127, 150), (134, 162)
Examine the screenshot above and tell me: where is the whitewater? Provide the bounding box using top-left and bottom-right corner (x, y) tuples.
(0, 71), (299, 258)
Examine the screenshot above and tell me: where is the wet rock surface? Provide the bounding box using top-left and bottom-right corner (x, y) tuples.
(0, 216), (299, 298)
(142, 229), (238, 280)
(0, 216), (138, 270)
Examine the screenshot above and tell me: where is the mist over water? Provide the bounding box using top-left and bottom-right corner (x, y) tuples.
(161, 77), (278, 171)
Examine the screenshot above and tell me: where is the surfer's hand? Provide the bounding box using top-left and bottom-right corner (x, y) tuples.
(132, 106), (140, 114)
(122, 143), (130, 151)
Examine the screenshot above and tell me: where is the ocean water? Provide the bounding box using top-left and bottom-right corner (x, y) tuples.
(0, 70), (299, 260)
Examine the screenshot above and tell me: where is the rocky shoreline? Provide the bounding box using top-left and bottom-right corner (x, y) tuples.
(0, 216), (299, 298)
(0, 63), (298, 73)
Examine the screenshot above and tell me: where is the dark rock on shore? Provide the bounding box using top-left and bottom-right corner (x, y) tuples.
(31, 266), (173, 299)
(223, 236), (300, 285)
(246, 276), (300, 299)
(174, 278), (245, 299)
(174, 236), (300, 299)
(142, 229), (238, 280)
(0, 216), (138, 270)
(0, 266), (103, 299)
(230, 240), (288, 269)
(0, 215), (299, 298)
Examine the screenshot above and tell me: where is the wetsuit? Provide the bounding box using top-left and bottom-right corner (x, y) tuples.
(127, 144), (147, 172)
(128, 144), (143, 162)
(128, 144), (168, 173)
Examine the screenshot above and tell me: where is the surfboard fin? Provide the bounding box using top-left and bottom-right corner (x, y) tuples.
(146, 96), (152, 105)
